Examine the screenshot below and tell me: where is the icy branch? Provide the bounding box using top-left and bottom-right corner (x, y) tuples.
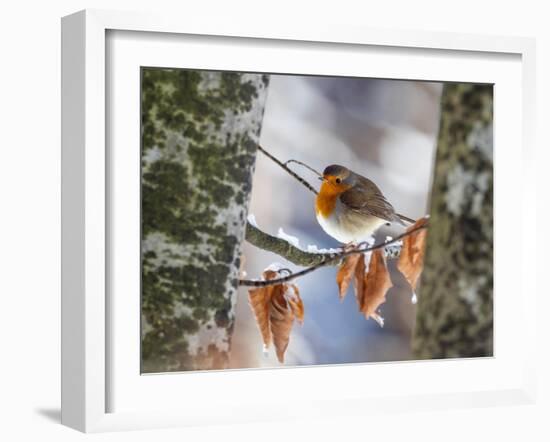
(244, 222), (336, 267)
(240, 221), (428, 287)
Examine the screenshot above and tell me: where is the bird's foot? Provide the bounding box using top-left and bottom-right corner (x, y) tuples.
(342, 241), (360, 253)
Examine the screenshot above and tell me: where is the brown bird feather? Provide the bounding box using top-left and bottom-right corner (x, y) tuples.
(339, 176), (404, 224)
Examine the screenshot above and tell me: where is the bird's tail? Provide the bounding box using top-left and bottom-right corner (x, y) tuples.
(396, 213), (416, 225)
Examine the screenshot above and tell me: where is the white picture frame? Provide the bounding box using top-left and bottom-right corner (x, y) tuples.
(61, 9), (537, 433)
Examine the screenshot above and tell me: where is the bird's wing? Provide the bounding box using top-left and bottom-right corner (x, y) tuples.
(339, 177), (400, 223)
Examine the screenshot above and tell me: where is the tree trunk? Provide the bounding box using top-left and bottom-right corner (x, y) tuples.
(140, 69), (269, 372)
(413, 83), (493, 359)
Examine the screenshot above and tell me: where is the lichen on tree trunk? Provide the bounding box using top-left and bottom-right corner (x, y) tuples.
(413, 83), (493, 359)
(140, 68), (269, 372)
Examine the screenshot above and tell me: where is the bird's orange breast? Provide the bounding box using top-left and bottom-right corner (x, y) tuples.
(315, 192), (338, 219)
(315, 181), (350, 218)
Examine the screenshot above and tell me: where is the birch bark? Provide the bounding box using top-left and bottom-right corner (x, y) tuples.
(413, 83), (493, 359)
(141, 69), (269, 372)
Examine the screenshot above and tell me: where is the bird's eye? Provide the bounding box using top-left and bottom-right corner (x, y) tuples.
(335, 177), (342, 184)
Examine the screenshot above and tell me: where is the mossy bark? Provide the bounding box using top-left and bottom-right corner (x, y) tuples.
(413, 83), (493, 359)
(245, 222), (334, 266)
(141, 69), (270, 372)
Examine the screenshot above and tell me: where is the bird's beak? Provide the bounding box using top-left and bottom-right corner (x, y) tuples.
(318, 176), (325, 182)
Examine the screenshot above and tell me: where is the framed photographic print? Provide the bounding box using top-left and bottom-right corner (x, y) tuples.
(61, 9), (537, 432)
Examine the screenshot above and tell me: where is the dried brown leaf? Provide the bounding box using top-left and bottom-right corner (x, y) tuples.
(359, 248), (392, 323)
(247, 268), (304, 363)
(336, 254), (362, 301)
(270, 286), (294, 363)
(397, 217), (428, 291)
(248, 285), (273, 349)
(353, 253), (366, 307)
(286, 284), (304, 324)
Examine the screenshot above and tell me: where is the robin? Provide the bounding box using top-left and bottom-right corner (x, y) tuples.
(315, 164), (407, 244)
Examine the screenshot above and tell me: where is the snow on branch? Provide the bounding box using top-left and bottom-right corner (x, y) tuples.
(240, 219), (428, 287)
(244, 221), (337, 267)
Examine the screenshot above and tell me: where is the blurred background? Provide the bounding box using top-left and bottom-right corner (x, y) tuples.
(230, 75), (443, 368)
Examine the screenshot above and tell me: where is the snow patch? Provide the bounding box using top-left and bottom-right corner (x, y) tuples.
(263, 262), (287, 274)
(247, 213), (258, 228)
(277, 227), (301, 248)
(306, 244), (342, 254)
(364, 235), (376, 247)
